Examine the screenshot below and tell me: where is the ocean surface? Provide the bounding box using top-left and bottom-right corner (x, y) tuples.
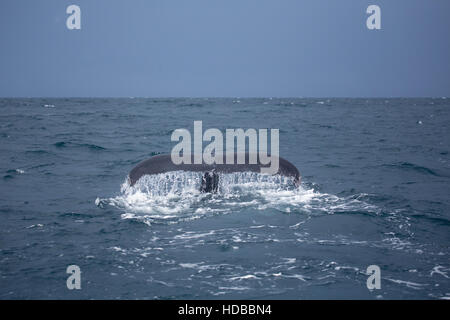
(0, 98), (449, 299)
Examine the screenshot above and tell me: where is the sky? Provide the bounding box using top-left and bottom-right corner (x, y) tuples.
(0, 0), (449, 97)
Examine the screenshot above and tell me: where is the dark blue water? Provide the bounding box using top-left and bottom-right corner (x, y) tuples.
(1, 98), (449, 299)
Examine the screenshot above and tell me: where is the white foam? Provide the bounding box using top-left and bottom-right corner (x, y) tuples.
(430, 266), (449, 279)
(228, 274), (260, 281)
(26, 224), (43, 229)
(218, 286), (250, 291)
(386, 278), (428, 290)
(96, 171), (380, 225)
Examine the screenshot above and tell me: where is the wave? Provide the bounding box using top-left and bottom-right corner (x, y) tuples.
(53, 141), (106, 151)
(383, 162), (439, 177)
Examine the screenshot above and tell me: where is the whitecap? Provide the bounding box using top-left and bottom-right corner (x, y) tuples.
(430, 266), (449, 279)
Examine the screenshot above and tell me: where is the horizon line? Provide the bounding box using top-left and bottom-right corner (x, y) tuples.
(0, 96), (448, 99)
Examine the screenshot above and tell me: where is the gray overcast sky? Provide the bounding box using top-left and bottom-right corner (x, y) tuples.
(0, 0), (449, 97)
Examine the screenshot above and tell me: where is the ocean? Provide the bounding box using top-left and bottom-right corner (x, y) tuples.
(0, 98), (449, 299)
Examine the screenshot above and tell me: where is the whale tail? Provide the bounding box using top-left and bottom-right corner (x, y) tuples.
(128, 153), (300, 192)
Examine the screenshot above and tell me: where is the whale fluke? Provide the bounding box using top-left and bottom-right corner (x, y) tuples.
(129, 153), (300, 192)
